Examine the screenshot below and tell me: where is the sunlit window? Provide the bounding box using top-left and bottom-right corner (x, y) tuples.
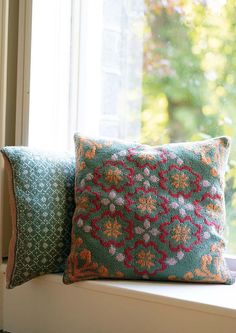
(28, 0), (236, 254)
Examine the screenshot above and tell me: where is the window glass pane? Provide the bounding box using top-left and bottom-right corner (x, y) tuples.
(28, 0), (72, 151)
(142, 0), (236, 254)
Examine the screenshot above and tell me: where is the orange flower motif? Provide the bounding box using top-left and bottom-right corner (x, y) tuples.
(77, 196), (89, 212)
(171, 173), (189, 189)
(136, 250), (155, 269)
(85, 147), (96, 159)
(171, 225), (191, 243)
(137, 196), (156, 213)
(98, 265), (109, 277)
(211, 168), (218, 177)
(115, 271), (124, 278)
(103, 219), (122, 238)
(206, 203), (221, 218)
(105, 168), (123, 185)
(138, 152), (154, 161)
(80, 249), (92, 263)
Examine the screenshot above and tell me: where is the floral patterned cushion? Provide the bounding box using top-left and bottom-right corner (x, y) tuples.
(1, 147), (75, 288)
(63, 135), (234, 284)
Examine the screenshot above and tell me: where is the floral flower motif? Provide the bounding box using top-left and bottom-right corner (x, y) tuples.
(76, 218), (92, 233)
(74, 189), (101, 219)
(166, 258), (177, 266)
(111, 149), (128, 161)
(105, 167), (123, 185)
(127, 146), (167, 169)
(159, 165), (202, 199)
(116, 253), (125, 262)
(134, 219), (159, 242)
(136, 250), (155, 269)
(171, 173), (189, 189)
(195, 193), (223, 232)
(159, 216), (202, 252)
(101, 190), (124, 213)
(94, 160), (134, 192)
(137, 196), (156, 213)
(206, 203), (222, 218)
(103, 219), (122, 238)
(171, 225), (191, 243)
(165, 250), (185, 268)
(126, 188), (169, 222)
(125, 240), (167, 275)
(169, 196), (194, 217)
(135, 167), (159, 189)
(91, 211), (133, 248)
(76, 195), (89, 212)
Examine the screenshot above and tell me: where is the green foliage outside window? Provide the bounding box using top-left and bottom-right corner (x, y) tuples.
(141, 0), (236, 253)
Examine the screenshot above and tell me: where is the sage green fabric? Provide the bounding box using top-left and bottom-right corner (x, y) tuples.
(64, 135), (234, 284)
(1, 147), (75, 288)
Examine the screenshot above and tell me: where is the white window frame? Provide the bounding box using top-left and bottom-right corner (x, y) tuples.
(15, 0), (32, 146)
(0, 0), (9, 263)
(14, 0), (236, 274)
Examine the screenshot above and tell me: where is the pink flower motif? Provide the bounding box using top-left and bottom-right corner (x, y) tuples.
(116, 253), (125, 262)
(77, 218), (84, 227)
(143, 234), (150, 242)
(144, 167), (150, 176)
(177, 251), (184, 260)
(202, 180), (210, 187)
(135, 167), (159, 189)
(135, 174), (144, 181)
(169, 196), (194, 217)
(166, 258), (177, 265)
(134, 219), (160, 242)
(177, 158), (183, 165)
(109, 245), (116, 255)
(169, 152), (176, 159)
(101, 190), (124, 212)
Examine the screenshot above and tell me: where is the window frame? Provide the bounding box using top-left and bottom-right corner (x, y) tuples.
(15, 0), (236, 269)
(15, 0), (32, 146)
(0, 0), (9, 263)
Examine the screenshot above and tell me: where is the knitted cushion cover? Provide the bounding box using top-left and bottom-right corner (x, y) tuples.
(63, 135), (234, 284)
(1, 147), (75, 288)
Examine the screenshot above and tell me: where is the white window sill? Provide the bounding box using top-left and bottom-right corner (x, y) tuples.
(2, 263), (236, 320)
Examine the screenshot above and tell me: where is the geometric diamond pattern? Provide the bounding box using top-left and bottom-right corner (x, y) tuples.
(1, 147), (75, 288)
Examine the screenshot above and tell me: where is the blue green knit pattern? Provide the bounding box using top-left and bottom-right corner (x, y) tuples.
(1, 147), (75, 288)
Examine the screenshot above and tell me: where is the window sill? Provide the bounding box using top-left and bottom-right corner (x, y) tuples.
(1, 263), (236, 320)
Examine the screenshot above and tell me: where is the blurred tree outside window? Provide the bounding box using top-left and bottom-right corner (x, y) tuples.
(142, 0), (236, 254)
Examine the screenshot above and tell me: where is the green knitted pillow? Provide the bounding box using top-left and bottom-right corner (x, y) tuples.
(1, 147), (75, 288)
(64, 134), (234, 285)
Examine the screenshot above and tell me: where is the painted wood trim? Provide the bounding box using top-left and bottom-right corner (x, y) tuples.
(0, 2), (9, 330)
(15, 0), (32, 146)
(0, 0), (9, 260)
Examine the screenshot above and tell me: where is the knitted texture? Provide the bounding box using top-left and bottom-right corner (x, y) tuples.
(63, 135), (234, 284)
(1, 147), (75, 288)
